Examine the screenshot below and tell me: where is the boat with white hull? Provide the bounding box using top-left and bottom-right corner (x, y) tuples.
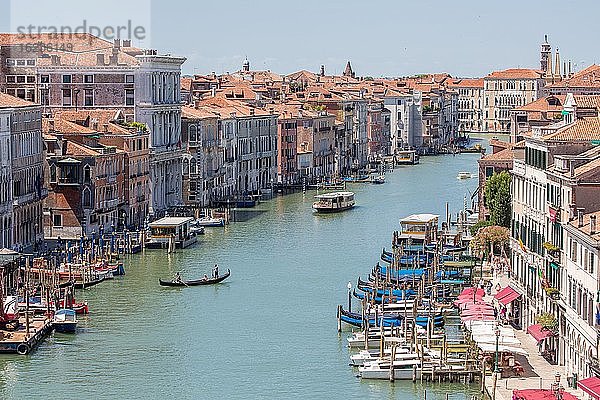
(359, 358), (422, 380)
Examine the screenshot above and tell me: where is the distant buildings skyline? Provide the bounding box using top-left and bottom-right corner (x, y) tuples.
(2, 0), (600, 77)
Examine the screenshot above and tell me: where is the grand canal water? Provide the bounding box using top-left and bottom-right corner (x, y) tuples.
(0, 148), (490, 399)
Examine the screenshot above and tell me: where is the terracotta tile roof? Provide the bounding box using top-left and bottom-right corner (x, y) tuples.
(514, 95), (566, 112)
(287, 70), (319, 82)
(574, 156), (600, 177)
(485, 68), (543, 80)
(574, 95), (600, 109)
(480, 147), (515, 162)
(568, 210), (600, 241)
(42, 118), (96, 134)
(66, 140), (101, 156)
(194, 97), (271, 118)
(446, 78), (484, 89)
(548, 65), (600, 89)
(36, 47), (139, 68)
(181, 106), (219, 119)
(55, 109), (121, 124)
(181, 77), (192, 91)
(544, 117), (600, 141)
(0, 33), (111, 51)
(0, 92), (36, 108)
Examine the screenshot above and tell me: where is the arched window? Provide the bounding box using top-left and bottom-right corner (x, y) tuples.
(50, 164), (57, 183)
(190, 158), (197, 175)
(82, 187), (91, 208)
(182, 158), (189, 175)
(83, 164), (91, 183)
(189, 125), (197, 143)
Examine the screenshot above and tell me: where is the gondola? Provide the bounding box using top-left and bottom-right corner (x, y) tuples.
(159, 269), (231, 287)
(73, 277), (106, 289)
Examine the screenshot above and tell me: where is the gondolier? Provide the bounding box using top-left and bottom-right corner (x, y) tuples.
(213, 264), (219, 278)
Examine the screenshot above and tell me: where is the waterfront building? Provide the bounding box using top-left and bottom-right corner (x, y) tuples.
(43, 126), (126, 238)
(446, 78), (484, 134)
(54, 110), (151, 229)
(510, 103), (600, 369)
(477, 140), (522, 221)
(366, 100), (391, 160)
(381, 88), (423, 152)
(181, 106), (223, 207)
(560, 209), (600, 379)
(483, 68), (545, 134)
(191, 98), (277, 200)
(0, 34), (185, 217)
(0, 93), (45, 250)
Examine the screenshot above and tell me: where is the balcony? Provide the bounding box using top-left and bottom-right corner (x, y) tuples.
(99, 198), (119, 210)
(58, 177), (79, 185)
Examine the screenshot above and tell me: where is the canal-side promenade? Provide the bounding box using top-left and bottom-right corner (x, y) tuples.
(0, 153), (483, 400)
(484, 273), (586, 400)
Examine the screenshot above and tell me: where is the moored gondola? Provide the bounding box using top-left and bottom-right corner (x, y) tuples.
(159, 269), (231, 287)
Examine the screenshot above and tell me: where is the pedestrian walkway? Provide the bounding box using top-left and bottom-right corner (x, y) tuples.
(482, 271), (586, 400)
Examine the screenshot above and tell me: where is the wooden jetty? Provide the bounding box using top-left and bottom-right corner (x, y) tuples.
(0, 315), (54, 355)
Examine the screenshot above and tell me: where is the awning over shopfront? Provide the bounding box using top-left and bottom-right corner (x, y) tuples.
(527, 324), (554, 343)
(513, 389), (579, 400)
(494, 285), (521, 305)
(578, 377), (600, 400)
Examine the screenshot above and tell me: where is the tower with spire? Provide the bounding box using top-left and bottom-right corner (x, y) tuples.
(242, 56), (250, 72)
(343, 61), (355, 79)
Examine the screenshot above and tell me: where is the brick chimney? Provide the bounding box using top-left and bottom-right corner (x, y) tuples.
(50, 55), (61, 66)
(578, 209), (584, 228)
(591, 215), (597, 235)
(96, 54), (105, 66)
(320, 65), (325, 77)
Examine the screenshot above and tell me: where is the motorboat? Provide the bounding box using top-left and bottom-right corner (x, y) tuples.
(358, 358), (422, 380)
(457, 172), (472, 179)
(194, 217), (225, 227)
(350, 348), (417, 366)
(312, 192), (355, 213)
(53, 309), (77, 333)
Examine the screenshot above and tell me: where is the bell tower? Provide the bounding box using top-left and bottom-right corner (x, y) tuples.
(540, 34), (551, 74)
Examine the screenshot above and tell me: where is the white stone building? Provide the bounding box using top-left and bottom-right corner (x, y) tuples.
(0, 93), (45, 250)
(134, 51), (186, 216)
(383, 90), (423, 152)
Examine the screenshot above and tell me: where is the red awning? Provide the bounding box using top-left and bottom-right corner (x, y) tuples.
(494, 286), (512, 300)
(527, 324), (554, 343)
(513, 389), (579, 400)
(578, 377), (600, 400)
(495, 286), (521, 305)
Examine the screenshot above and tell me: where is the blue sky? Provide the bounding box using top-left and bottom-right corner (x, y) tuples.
(2, 0), (600, 77)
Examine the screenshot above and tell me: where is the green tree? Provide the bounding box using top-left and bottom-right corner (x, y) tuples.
(469, 220), (493, 236)
(484, 171), (511, 228)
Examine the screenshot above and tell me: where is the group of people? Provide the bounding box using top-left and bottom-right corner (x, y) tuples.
(174, 264), (220, 282)
(490, 255), (510, 277)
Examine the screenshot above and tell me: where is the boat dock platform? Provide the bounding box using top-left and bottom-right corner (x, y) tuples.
(0, 315), (54, 355)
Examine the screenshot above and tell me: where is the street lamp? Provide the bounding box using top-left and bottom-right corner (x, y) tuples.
(552, 373), (562, 400)
(347, 282), (352, 311)
(494, 325), (501, 373)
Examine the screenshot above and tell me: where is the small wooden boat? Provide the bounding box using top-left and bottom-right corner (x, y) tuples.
(53, 309), (77, 333)
(159, 269), (231, 287)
